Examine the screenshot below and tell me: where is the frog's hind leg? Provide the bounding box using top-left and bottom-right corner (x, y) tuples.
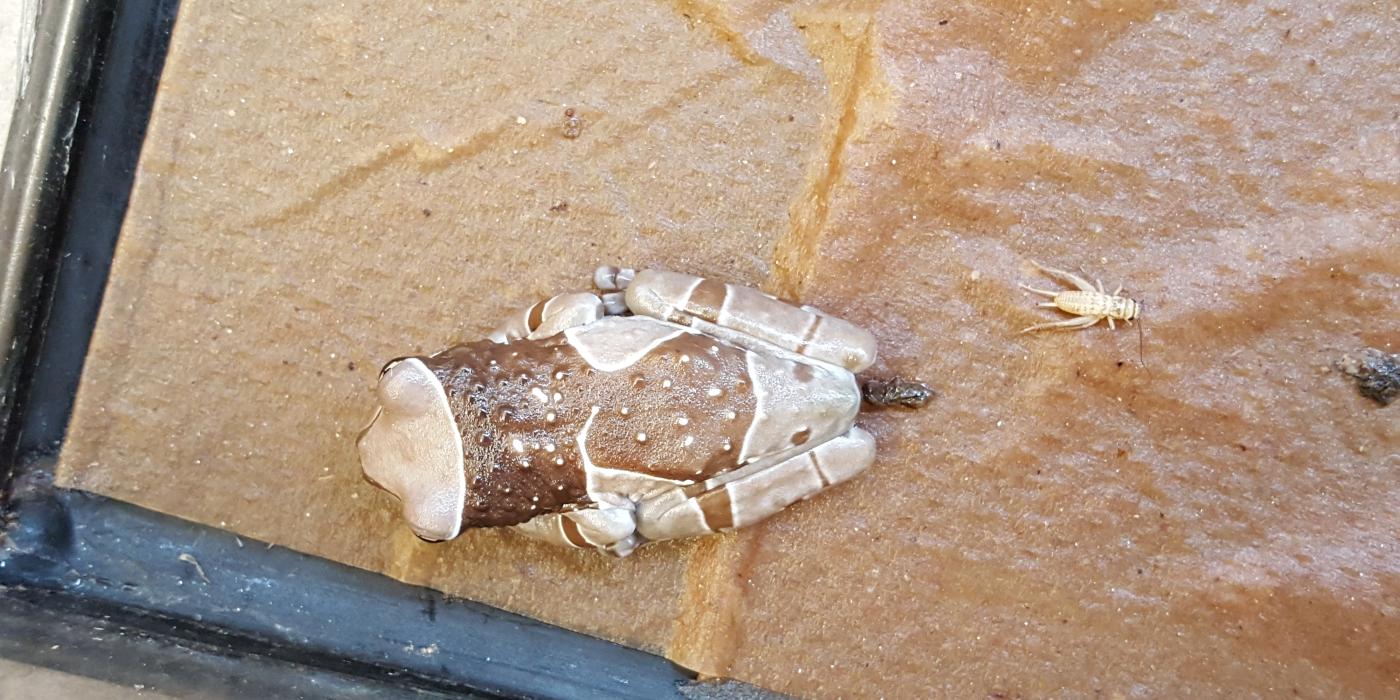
(513, 507), (642, 558)
(623, 269), (877, 372)
(488, 292), (604, 343)
(634, 427), (875, 541)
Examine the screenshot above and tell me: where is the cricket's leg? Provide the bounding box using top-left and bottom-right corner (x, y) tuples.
(633, 427), (876, 541)
(488, 292), (604, 343)
(623, 270), (877, 372)
(1020, 315), (1100, 334)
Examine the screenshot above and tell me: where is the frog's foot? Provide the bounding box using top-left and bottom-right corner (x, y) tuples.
(593, 266), (637, 315)
(488, 292), (604, 343)
(514, 507), (642, 558)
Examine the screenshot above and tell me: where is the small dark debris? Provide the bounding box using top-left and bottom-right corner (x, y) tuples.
(1235, 443), (1248, 451)
(549, 201), (569, 213)
(1335, 348), (1400, 406)
(861, 377), (935, 408)
(347, 361), (357, 371)
(938, 19), (950, 26)
(562, 107), (583, 139)
(1116, 360), (1125, 368)
(422, 208), (432, 217)
(787, 114), (795, 122)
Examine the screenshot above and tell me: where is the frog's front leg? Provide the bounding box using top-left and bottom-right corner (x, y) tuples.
(633, 426), (875, 541)
(488, 292), (604, 343)
(612, 268), (877, 372)
(513, 507), (643, 558)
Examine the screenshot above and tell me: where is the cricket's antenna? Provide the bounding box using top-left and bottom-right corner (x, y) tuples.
(1136, 302), (1153, 379)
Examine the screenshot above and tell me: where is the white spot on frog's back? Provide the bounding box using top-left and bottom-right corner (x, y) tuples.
(564, 316), (692, 372)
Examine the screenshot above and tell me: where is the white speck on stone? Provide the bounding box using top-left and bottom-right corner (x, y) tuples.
(677, 416), (690, 426)
(683, 435), (695, 447)
(532, 387), (549, 403)
(707, 387), (722, 397)
(511, 438), (525, 453)
(662, 379), (673, 388)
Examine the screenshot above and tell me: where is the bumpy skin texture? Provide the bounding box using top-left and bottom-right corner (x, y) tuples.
(359, 269), (878, 556)
(419, 330), (759, 527)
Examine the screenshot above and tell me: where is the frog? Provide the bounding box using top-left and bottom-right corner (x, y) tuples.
(357, 267), (930, 557)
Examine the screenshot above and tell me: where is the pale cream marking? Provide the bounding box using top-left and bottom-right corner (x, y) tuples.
(739, 349), (861, 466)
(512, 515), (574, 548)
(707, 387), (722, 397)
(620, 406), (630, 415)
(357, 358), (466, 542)
(634, 488), (711, 540)
(567, 508), (637, 548)
(531, 387), (549, 403)
(681, 354), (691, 363)
(637, 432), (648, 443)
(726, 457), (825, 528)
(683, 435), (695, 447)
(544, 442), (556, 453)
(511, 438), (525, 453)
(545, 412), (557, 423)
(662, 379), (673, 388)
(528, 293), (605, 340)
(738, 351), (769, 464)
(810, 427), (876, 484)
(676, 416), (689, 426)
(564, 316), (691, 373)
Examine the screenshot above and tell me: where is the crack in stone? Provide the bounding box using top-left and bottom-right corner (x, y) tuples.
(771, 17), (879, 301)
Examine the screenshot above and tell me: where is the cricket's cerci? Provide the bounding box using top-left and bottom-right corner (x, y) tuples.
(357, 267), (932, 557)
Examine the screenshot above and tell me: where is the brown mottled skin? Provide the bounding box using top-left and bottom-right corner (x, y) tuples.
(418, 330), (758, 528)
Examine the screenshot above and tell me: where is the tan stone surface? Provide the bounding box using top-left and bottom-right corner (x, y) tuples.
(59, 0), (1398, 697)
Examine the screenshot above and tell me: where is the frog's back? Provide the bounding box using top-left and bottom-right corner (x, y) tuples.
(429, 316), (859, 492)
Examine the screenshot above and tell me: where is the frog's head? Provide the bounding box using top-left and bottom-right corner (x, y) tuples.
(357, 357), (465, 541)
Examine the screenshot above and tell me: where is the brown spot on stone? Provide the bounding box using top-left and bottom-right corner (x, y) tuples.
(698, 488), (735, 530)
(791, 428), (811, 445)
(686, 279), (727, 323)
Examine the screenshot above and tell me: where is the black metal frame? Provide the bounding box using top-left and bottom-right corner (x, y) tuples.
(0, 2), (744, 697)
